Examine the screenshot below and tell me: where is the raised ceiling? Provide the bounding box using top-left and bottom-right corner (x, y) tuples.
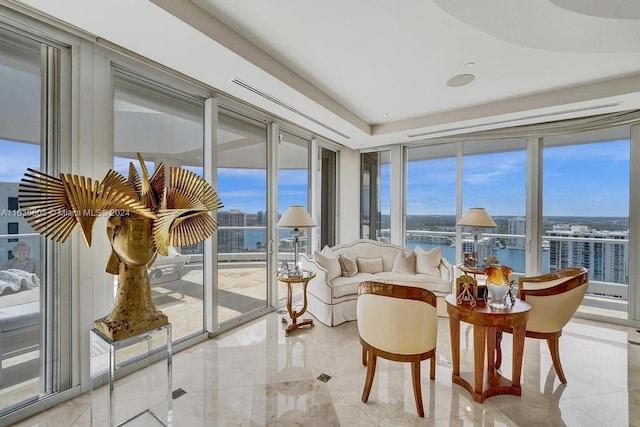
(17, 0), (640, 149)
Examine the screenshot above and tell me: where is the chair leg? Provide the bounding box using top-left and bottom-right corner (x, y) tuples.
(429, 353), (435, 380)
(361, 348), (377, 403)
(362, 346), (367, 366)
(547, 332), (567, 384)
(411, 359), (425, 417)
(495, 330), (503, 369)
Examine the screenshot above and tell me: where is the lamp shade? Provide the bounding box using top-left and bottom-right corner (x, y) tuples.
(457, 207), (496, 228)
(277, 205), (316, 228)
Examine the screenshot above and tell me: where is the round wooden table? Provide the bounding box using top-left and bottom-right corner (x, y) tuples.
(445, 294), (531, 403)
(274, 270), (316, 336)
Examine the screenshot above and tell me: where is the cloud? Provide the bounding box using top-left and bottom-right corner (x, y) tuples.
(464, 156), (524, 185)
(219, 190), (266, 198)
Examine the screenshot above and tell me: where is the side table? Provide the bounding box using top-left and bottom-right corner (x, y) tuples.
(445, 294), (530, 403)
(274, 270), (316, 336)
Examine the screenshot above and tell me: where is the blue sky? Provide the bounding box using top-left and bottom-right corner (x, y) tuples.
(3, 139), (630, 218)
(402, 140), (629, 217)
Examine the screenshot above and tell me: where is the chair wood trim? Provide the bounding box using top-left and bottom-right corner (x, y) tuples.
(358, 281), (437, 307)
(359, 337), (435, 363)
(517, 268), (588, 299)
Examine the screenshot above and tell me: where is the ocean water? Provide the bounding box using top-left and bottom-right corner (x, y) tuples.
(244, 230), (549, 273)
(406, 242), (550, 273)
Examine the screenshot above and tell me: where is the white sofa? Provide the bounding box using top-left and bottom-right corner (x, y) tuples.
(300, 239), (453, 326)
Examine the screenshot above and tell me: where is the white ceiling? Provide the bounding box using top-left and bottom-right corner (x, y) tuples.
(17, 0), (640, 149)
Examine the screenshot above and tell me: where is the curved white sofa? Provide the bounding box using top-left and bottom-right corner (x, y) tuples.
(300, 239), (453, 326)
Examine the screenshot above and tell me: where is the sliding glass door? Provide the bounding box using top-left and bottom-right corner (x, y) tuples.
(113, 73), (206, 342)
(0, 25), (68, 414)
(277, 130), (310, 302)
(216, 110), (269, 324)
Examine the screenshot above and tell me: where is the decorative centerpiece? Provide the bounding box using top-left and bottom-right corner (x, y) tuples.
(484, 264), (513, 309)
(18, 154), (223, 341)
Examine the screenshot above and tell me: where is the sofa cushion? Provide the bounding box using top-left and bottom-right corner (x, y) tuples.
(392, 252), (416, 274)
(336, 242), (402, 271)
(374, 272), (451, 294)
(314, 248), (341, 281)
(415, 246), (441, 276)
(357, 257), (383, 274)
(338, 254), (358, 277)
(330, 273), (380, 298)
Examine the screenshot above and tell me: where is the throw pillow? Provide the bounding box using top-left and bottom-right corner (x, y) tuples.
(392, 252), (416, 274)
(357, 256), (383, 274)
(414, 246), (441, 276)
(321, 245), (336, 257)
(338, 254), (358, 277)
(314, 250), (341, 281)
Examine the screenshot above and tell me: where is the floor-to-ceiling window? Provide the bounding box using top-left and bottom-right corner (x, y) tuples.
(0, 24), (69, 416)
(462, 139), (527, 273)
(405, 144), (457, 265)
(277, 130), (310, 302)
(543, 126), (630, 320)
(361, 151), (390, 242)
(216, 110), (269, 325)
(400, 123), (636, 323)
(113, 73), (206, 342)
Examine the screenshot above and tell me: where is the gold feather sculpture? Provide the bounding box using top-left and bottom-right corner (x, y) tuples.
(18, 154), (223, 341)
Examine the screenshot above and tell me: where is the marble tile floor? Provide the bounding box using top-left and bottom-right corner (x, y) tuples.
(14, 311), (640, 426)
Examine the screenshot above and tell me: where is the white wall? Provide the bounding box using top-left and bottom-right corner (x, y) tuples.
(338, 147), (360, 244)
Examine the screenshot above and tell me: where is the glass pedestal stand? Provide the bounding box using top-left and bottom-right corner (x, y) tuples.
(90, 324), (173, 426)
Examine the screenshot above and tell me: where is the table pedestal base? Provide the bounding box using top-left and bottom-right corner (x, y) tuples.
(446, 294), (530, 404)
(453, 371), (521, 403)
(281, 315), (314, 336)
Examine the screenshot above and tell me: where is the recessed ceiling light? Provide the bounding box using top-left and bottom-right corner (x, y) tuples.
(465, 62), (475, 68)
(447, 73), (475, 87)
(381, 113), (388, 118)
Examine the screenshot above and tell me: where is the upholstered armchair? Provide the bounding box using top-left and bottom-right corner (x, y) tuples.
(496, 267), (589, 384)
(357, 282), (438, 417)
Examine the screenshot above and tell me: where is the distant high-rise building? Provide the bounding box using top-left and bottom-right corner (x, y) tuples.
(217, 209), (246, 253)
(548, 225), (628, 285)
(462, 236), (493, 265)
(507, 217), (526, 249)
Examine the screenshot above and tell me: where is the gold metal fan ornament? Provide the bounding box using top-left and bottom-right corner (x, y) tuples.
(18, 154), (223, 341)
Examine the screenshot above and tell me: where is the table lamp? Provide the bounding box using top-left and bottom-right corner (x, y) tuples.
(277, 205), (316, 277)
(457, 207), (496, 266)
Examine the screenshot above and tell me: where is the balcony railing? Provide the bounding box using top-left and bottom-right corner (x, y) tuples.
(405, 229), (629, 301)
